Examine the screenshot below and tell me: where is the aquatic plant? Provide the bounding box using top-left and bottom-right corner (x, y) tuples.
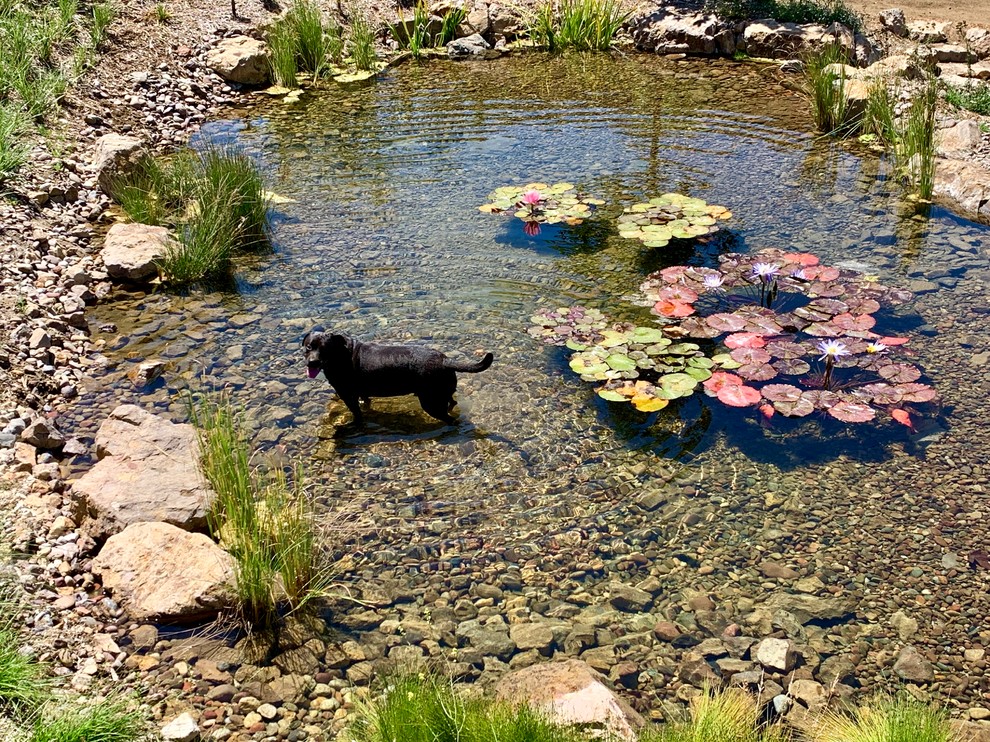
(348, 14), (378, 72)
(437, 5), (467, 46)
(641, 686), (789, 742)
(806, 695), (953, 742)
(802, 45), (851, 135)
(897, 73), (938, 201)
(391, 0), (432, 57)
(529, 0), (629, 52)
(531, 250), (937, 427)
(30, 697), (147, 742)
(616, 193), (732, 249)
(479, 182), (605, 228)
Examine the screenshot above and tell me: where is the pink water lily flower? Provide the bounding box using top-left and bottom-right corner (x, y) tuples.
(521, 190), (542, 206)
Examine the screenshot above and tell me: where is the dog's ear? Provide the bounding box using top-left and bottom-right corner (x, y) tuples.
(302, 330), (325, 350)
(328, 333), (353, 351)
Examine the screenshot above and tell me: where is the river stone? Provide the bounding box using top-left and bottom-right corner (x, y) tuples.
(73, 404), (215, 538)
(878, 8), (907, 37)
(608, 583), (653, 612)
(754, 638), (796, 672)
(20, 417), (65, 450)
(161, 712), (200, 742)
(494, 659), (645, 741)
(934, 159), (990, 220)
(206, 36), (270, 85)
(101, 223), (173, 282)
(455, 619), (516, 660)
(893, 645), (935, 682)
(890, 610), (919, 641)
(629, 8), (734, 56)
(447, 33), (490, 58)
(939, 120), (984, 158)
(509, 622), (555, 654)
(92, 134), (146, 193)
(762, 592), (854, 624)
(93, 522), (234, 623)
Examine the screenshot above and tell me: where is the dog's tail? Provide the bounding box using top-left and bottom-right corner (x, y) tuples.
(444, 353), (494, 373)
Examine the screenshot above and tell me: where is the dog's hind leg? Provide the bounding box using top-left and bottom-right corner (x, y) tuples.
(419, 394), (456, 425)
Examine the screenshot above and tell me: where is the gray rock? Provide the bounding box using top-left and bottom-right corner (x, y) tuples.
(878, 8), (907, 37)
(93, 522), (234, 623)
(893, 645), (935, 683)
(739, 19), (856, 61)
(629, 8), (734, 56)
(448, 33), (490, 58)
(101, 223), (174, 282)
(608, 583), (653, 612)
(965, 27), (990, 59)
(455, 619), (516, 660)
(494, 660), (645, 741)
(509, 622), (555, 654)
(20, 417), (65, 450)
(890, 610), (919, 641)
(206, 36), (270, 85)
(92, 134), (146, 194)
(73, 404), (216, 538)
(938, 120), (984, 158)
(762, 592), (854, 624)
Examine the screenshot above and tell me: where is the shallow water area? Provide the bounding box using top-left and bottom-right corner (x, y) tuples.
(74, 53), (990, 699)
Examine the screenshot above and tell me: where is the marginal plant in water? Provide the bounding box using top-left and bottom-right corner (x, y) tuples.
(803, 45), (851, 135)
(530, 250), (938, 428)
(616, 193), (732, 249)
(479, 182), (605, 232)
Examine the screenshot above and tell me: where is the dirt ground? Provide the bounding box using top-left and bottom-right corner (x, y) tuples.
(844, 0), (987, 28)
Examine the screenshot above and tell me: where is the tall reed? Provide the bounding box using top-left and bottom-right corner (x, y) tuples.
(267, 19), (298, 87)
(437, 5), (467, 46)
(803, 45), (849, 134)
(349, 14), (378, 71)
(392, 0), (431, 57)
(530, 0), (628, 51)
(897, 73), (937, 200)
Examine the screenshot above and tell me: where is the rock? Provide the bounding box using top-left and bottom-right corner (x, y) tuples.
(966, 27), (990, 59)
(608, 583), (653, 612)
(739, 19), (855, 61)
(934, 159), (990, 220)
(494, 660), (645, 741)
(843, 78), (871, 124)
(447, 33), (491, 58)
(788, 679), (827, 709)
(101, 223), (174, 282)
(864, 53), (925, 80)
(762, 592), (854, 624)
(20, 417), (65, 450)
(161, 712), (200, 742)
(509, 623), (555, 654)
(654, 621), (682, 642)
(93, 134), (146, 194)
(487, 3), (524, 38)
(629, 8), (734, 56)
(893, 645), (934, 683)
(908, 20), (949, 44)
(754, 637), (796, 672)
(73, 404), (215, 538)
(890, 610), (920, 641)
(878, 8), (907, 37)
(93, 522), (234, 623)
(818, 654), (856, 685)
(206, 36), (270, 85)
(930, 43), (974, 63)
(455, 620), (516, 660)
(458, 0), (490, 37)
(952, 721), (990, 742)
(939, 120), (984, 158)
(760, 561), (799, 579)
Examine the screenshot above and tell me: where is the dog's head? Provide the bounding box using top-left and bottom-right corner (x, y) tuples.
(302, 328), (353, 379)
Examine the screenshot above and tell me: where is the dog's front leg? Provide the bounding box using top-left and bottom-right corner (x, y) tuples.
(338, 394), (364, 424)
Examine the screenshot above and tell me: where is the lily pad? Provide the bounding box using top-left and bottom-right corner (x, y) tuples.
(878, 363), (922, 383)
(716, 383), (762, 407)
(827, 400), (877, 423)
(618, 193), (731, 248)
(480, 182), (603, 226)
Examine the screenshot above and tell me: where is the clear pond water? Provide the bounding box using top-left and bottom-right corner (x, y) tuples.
(74, 54), (990, 663)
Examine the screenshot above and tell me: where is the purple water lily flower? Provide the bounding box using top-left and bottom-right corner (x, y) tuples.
(751, 262), (780, 282)
(790, 268), (808, 280)
(702, 273), (725, 290)
(817, 339), (850, 361)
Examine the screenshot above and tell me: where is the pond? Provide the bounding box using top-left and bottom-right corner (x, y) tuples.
(72, 53), (990, 699)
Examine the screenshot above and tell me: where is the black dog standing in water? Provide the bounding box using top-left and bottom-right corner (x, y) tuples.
(302, 329), (494, 425)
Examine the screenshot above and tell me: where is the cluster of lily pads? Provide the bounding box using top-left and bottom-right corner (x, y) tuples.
(616, 193), (732, 249)
(530, 249), (937, 427)
(478, 182), (605, 234)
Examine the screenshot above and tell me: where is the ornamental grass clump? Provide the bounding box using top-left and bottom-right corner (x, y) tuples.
(895, 73), (937, 200)
(0, 578), (49, 718)
(529, 0), (629, 51)
(807, 695), (953, 742)
(29, 697), (147, 742)
(109, 147), (271, 286)
(191, 392), (332, 631)
(348, 14), (378, 71)
(802, 45), (850, 135)
(641, 686), (789, 742)
(347, 673), (588, 742)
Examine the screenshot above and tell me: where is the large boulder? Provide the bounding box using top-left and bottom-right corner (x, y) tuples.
(739, 19), (856, 61)
(934, 159), (990, 220)
(93, 522), (234, 623)
(966, 27), (990, 59)
(494, 660), (645, 741)
(73, 405), (215, 539)
(92, 134), (146, 194)
(938, 120), (983, 158)
(101, 223), (174, 282)
(448, 33), (492, 58)
(630, 8), (734, 55)
(206, 35), (270, 85)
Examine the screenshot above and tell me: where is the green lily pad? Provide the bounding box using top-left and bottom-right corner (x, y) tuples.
(606, 354), (637, 372)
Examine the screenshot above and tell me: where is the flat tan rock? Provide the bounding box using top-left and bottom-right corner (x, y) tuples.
(206, 36), (269, 85)
(493, 659), (645, 741)
(101, 223), (174, 282)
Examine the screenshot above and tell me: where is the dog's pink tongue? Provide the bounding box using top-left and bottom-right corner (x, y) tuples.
(307, 366), (320, 379)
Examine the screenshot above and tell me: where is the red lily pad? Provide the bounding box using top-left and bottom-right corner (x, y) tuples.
(773, 396), (815, 417)
(729, 347), (772, 365)
(845, 297), (881, 315)
(761, 384), (802, 402)
(878, 363), (922, 383)
(659, 266), (689, 283)
(802, 390), (842, 409)
(654, 299), (695, 318)
(703, 371), (745, 394)
(877, 336), (910, 346)
(806, 299), (850, 316)
(724, 332), (767, 349)
(655, 286), (699, 303)
(716, 383), (762, 407)
(858, 383), (902, 405)
(807, 282), (845, 298)
(827, 400), (876, 423)
(765, 340), (808, 359)
(780, 252), (820, 266)
(804, 266), (840, 282)
(772, 358), (811, 375)
(678, 317), (722, 338)
(737, 363), (778, 381)
(895, 383), (937, 403)
(831, 313), (877, 332)
(891, 408), (914, 428)
(706, 313), (748, 333)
